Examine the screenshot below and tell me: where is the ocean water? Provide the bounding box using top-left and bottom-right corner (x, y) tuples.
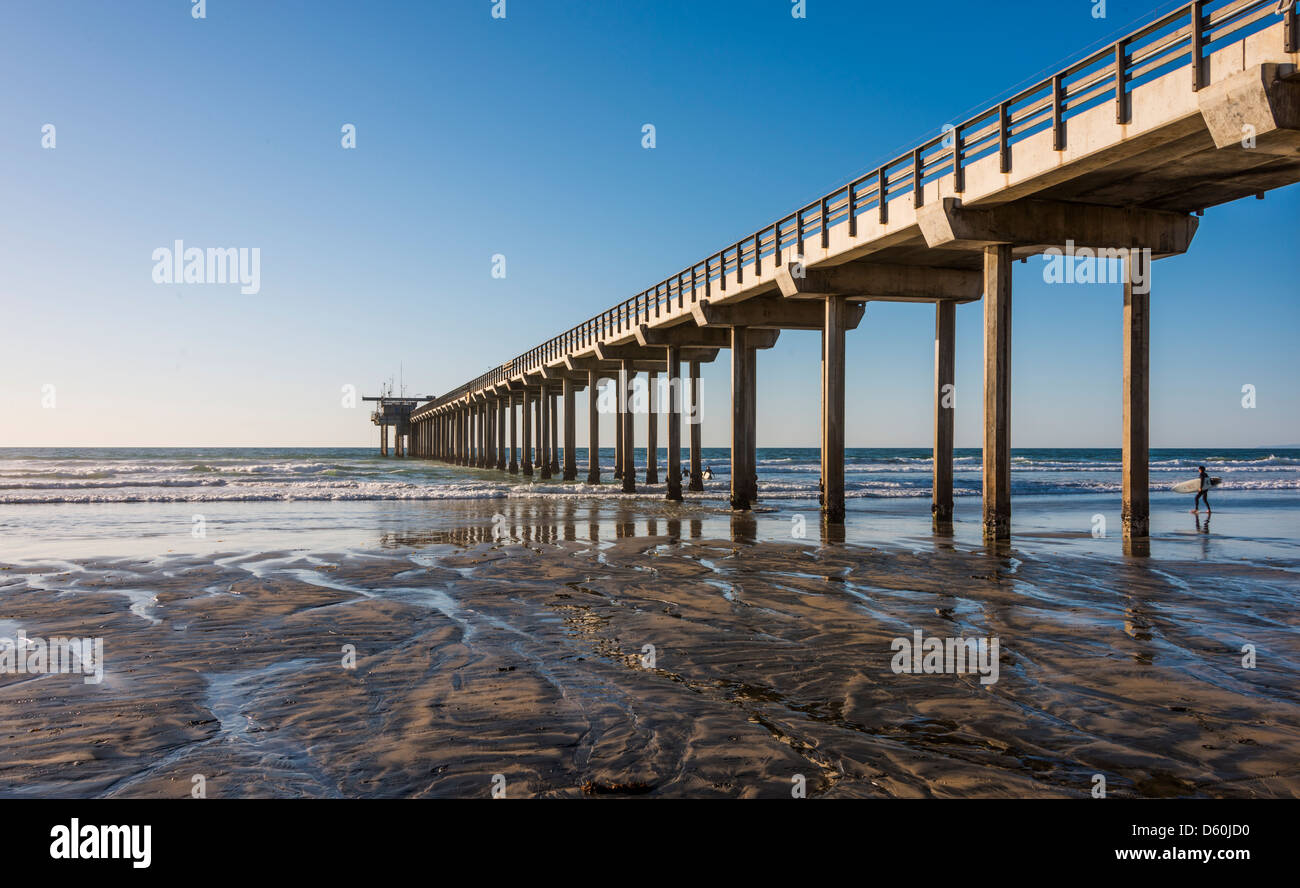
(1, 447), (1297, 562)
(2, 446), (1297, 505)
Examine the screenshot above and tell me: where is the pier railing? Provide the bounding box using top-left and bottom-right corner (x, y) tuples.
(419, 0), (1293, 414)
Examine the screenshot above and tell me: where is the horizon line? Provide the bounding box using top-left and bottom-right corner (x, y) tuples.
(2, 444), (1297, 451)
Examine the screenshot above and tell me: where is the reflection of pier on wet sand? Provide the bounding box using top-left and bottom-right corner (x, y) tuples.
(1, 505), (1296, 797)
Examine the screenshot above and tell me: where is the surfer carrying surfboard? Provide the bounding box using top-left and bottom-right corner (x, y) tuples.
(1194, 465), (1212, 514)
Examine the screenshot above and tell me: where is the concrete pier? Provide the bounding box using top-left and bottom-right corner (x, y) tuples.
(402, 6), (1298, 544)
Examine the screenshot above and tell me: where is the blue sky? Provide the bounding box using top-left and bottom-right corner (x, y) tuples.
(1, 0), (1296, 448)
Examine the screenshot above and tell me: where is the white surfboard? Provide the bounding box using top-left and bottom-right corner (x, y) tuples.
(1173, 477), (1222, 494)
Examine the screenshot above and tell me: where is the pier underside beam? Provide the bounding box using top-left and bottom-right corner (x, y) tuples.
(691, 296), (843, 334)
(777, 261), (981, 304)
(918, 197), (1199, 257)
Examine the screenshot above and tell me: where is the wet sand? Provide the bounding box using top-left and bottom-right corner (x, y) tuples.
(1, 505), (1297, 798)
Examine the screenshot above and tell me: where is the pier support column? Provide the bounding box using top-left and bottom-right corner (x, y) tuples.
(586, 371), (601, 484)
(563, 379), (577, 481)
(1122, 249), (1150, 539)
(621, 360), (637, 493)
(477, 403), (486, 468)
(380, 424), (388, 457)
(497, 398), (506, 470)
(521, 390), (533, 476)
(508, 394), (519, 473)
(533, 395), (543, 476)
(666, 347), (682, 501)
(665, 345), (686, 499)
(549, 395), (560, 476)
(730, 327), (757, 511)
(983, 244), (1013, 541)
(481, 403), (489, 468)
(646, 371), (659, 484)
(614, 373), (625, 480)
(933, 301), (956, 528)
(688, 359), (703, 491)
(821, 296), (847, 522)
(539, 382), (552, 480)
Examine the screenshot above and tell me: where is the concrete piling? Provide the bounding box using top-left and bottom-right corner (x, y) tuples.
(666, 347), (682, 501)
(586, 370), (601, 484)
(933, 301), (956, 529)
(983, 244), (1013, 541)
(1122, 249), (1150, 539)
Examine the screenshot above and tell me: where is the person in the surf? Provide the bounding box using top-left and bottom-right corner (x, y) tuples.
(702, 465), (714, 481)
(1193, 464), (1212, 514)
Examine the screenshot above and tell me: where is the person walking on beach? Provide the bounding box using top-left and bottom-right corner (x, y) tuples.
(1193, 464), (1212, 514)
